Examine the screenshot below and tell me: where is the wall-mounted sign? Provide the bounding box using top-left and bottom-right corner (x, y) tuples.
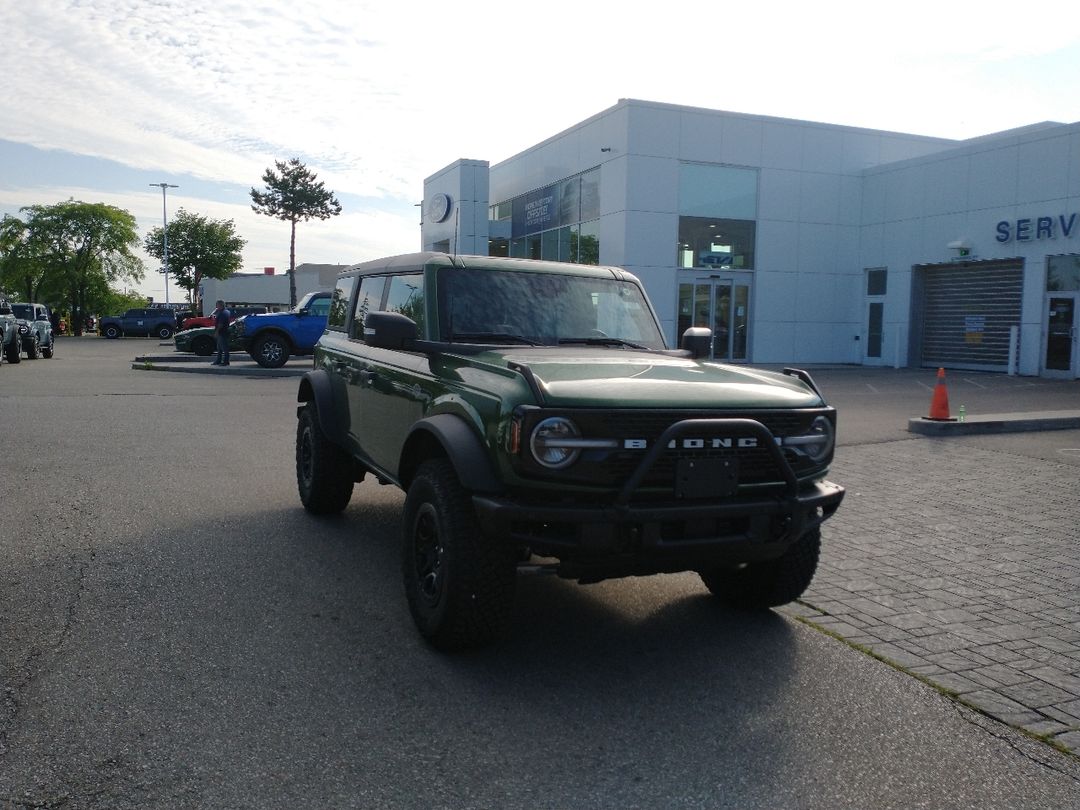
(995, 213), (1078, 243)
(428, 193), (453, 223)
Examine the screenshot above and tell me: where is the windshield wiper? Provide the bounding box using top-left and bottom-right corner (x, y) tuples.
(557, 337), (651, 350)
(450, 332), (540, 346)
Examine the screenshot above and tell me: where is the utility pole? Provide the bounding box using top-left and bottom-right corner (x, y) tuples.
(150, 183), (179, 304)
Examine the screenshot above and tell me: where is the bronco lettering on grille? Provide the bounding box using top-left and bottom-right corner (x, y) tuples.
(623, 437), (759, 450)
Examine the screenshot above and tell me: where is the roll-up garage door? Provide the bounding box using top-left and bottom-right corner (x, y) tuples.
(913, 260), (1023, 371)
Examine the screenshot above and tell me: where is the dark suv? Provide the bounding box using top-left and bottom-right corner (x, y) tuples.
(295, 253), (844, 649)
(99, 308), (176, 339)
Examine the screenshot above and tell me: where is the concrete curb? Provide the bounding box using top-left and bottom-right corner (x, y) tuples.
(908, 410), (1080, 435)
(131, 354), (308, 378)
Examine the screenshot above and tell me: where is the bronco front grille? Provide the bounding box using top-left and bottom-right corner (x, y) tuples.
(514, 408), (833, 492)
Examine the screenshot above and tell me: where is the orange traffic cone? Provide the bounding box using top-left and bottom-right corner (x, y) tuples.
(924, 367), (955, 421)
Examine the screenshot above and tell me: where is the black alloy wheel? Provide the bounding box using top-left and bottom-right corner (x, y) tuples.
(295, 403), (354, 514)
(6, 334), (22, 363)
(402, 458), (517, 650)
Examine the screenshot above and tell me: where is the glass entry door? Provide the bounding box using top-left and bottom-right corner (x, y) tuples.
(1044, 293), (1078, 378)
(677, 279), (750, 361)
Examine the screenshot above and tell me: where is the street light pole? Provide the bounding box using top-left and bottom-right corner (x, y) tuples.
(149, 182), (179, 304)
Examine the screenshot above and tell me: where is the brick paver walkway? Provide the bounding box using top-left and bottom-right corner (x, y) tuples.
(791, 439), (1080, 755)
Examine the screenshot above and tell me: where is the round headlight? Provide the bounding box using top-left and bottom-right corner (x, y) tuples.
(782, 416), (835, 462)
(530, 417), (582, 469)
(802, 415), (835, 462)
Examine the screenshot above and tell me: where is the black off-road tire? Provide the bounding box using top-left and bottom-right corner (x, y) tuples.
(295, 404), (354, 514)
(191, 335), (215, 356)
(402, 458), (517, 650)
(252, 333), (289, 368)
(6, 334), (22, 363)
(103, 325), (121, 339)
(699, 528), (821, 609)
(25, 335), (39, 359)
(41, 338), (54, 359)
(156, 324), (174, 340)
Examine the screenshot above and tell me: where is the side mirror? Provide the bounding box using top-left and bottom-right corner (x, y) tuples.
(365, 311), (417, 350)
(681, 326), (712, 359)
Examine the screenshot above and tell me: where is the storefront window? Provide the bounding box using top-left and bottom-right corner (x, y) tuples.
(1047, 254), (1080, 291)
(490, 168), (601, 265)
(867, 268), (887, 295)
(677, 163), (757, 270)
(575, 221), (600, 265)
(580, 168), (600, 221)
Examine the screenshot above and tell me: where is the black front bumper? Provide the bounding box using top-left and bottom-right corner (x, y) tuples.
(474, 479), (843, 559)
(473, 416), (845, 577)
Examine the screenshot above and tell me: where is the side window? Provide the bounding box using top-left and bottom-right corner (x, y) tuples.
(327, 277), (355, 332)
(351, 276), (387, 340)
(385, 273), (425, 335)
(310, 297), (331, 317)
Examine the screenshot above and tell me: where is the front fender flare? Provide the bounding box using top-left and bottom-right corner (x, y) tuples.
(402, 414), (502, 494)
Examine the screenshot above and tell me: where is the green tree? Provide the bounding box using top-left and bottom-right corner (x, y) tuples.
(250, 158), (341, 307)
(21, 201), (143, 335)
(144, 208), (245, 309)
(0, 215), (46, 302)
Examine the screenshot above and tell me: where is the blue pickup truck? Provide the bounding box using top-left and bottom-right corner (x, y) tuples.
(236, 291), (332, 368)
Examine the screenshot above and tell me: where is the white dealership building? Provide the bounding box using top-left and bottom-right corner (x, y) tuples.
(421, 99), (1080, 378)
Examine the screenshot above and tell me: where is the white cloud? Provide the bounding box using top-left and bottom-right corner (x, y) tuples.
(2, 0), (1079, 302)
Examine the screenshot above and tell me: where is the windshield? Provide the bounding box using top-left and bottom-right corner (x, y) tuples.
(437, 267), (666, 350)
(11, 304), (32, 320)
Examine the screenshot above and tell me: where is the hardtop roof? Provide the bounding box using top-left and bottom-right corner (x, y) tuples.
(339, 253), (636, 282)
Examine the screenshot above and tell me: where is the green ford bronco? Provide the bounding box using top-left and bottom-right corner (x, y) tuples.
(296, 253), (844, 649)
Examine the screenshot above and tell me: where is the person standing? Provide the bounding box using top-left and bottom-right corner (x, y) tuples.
(211, 299), (231, 366)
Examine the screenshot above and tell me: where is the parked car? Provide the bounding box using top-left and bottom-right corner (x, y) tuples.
(11, 303), (55, 359)
(179, 305), (267, 331)
(0, 295), (21, 365)
(99, 308), (176, 339)
(236, 292), (331, 368)
(294, 253), (845, 649)
(173, 320), (244, 356)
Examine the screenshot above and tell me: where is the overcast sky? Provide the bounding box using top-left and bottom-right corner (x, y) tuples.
(2, 0), (1078, 302)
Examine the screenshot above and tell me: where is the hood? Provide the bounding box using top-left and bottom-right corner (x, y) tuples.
(474, 347), (824, 409)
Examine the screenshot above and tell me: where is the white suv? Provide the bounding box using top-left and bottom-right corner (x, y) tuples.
(11, 303), (55, 359)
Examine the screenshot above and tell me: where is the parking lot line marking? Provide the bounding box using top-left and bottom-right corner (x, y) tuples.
(963, 378), (989, 388)
(866, 383), (879, 393)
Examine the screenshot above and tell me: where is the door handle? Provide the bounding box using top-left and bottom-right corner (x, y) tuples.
(359, 369), (376, 385)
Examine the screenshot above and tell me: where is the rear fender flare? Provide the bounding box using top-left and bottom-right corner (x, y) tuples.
(296, 370), (344, 444)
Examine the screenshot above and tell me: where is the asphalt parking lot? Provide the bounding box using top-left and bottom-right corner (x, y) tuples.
(144, 350), (1080, 754)
(135, 342), (1080, 755)
(2, 338), (1078, 808)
